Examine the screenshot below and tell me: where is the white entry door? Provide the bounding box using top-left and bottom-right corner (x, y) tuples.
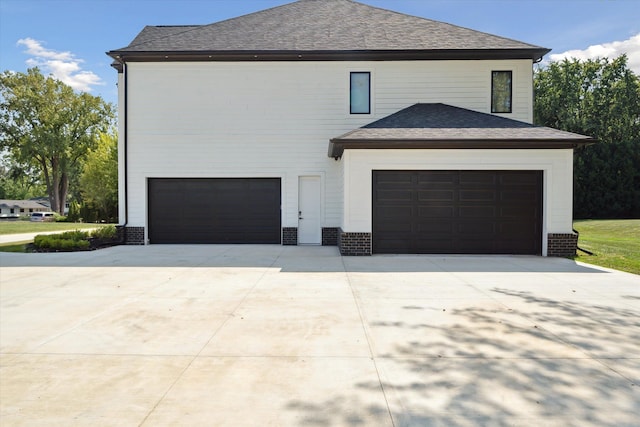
(298, 176), (321, 244)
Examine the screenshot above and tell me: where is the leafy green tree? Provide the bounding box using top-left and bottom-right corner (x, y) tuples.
(0, 68), (114, 214)
(534, 55), (640, 218)
(0, 154), (45, 199)
(79, 132), (118, 222)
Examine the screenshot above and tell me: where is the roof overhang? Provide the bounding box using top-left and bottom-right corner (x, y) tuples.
(327, 103), (596, 158)
(328, 137), (595, 159)
(107, 47), (550, 68)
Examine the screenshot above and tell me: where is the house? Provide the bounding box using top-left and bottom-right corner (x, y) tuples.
(0, 199), (49, 218)
(30, 197), (70, 215)
(107, 0), (594, 256)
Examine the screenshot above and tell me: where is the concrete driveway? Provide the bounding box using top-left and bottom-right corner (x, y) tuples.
(1, 245), (638, 426)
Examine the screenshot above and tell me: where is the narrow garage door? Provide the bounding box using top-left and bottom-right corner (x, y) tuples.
(148, 178), (281, 244)
(373, 171), (542, 254)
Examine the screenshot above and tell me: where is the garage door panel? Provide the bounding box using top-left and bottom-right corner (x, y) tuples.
(460, 190), (496, 202)
(377, 223), (414, 233)
(500, 172), (540, 185)
(149, 178), (281, 244)
(457, 239), (495, 252)
(500, 206), (538, 218)
(418, 206), (455, 218)
(416, 222), (453, 234)
(498, 224), (535, 238)
(373, 170), (542, 254)
(457, 221), (497, 234)
(414, 239), (454, 253)
(418, 190), (454, 201)
(418, 171), (455, 184)
(459, 206), (496, 218)
(501, 190), (539, 201)
(377, 205), (413, 218)
(459, 172), (496, 185)
(376, 172), (414, 185)
(376, 189), (414, 202)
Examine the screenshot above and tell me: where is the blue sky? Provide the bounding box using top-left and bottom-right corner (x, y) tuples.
(1, 0), (638, 106)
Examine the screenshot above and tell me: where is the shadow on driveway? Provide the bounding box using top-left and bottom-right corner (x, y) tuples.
(285, 289), (639, 426)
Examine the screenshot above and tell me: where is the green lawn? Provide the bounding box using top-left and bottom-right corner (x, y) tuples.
(573, 219), (640, 275)
(0, 221), (108, 235)
(0, 241), (31, 252)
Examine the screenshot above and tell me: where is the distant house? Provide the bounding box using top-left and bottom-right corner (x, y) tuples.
(107, 0), (594, 256)
(0, 200), (49, 217)
(31, 197), (70, 215)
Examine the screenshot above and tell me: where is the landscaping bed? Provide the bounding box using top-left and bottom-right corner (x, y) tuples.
(28, 226), (123, 252)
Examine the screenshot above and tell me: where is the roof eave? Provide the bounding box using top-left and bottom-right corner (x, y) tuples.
(328, 137), (595, 158)
(106, 47), (550, 64)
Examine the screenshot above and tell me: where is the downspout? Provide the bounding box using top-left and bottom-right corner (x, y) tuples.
(116, 61), (128, 244)
(123, 62), (128, 228)
(572, 228), (594, 255)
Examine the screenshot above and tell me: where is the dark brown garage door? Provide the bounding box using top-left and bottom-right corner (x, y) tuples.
(373, 170), (542, 254)
(148, 178), (281, 244)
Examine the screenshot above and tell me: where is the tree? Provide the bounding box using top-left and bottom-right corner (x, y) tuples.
(0, 153), (45, 199)
(0, 68), (114, 214)
(534, 55), (640, 218)
(79, 132), (118, 222)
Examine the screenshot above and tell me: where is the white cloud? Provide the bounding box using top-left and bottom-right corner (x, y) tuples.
(549, 33), (640, 75)
(17, 38), (104, 92)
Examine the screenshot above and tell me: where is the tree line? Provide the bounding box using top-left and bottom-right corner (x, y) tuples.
(0, 68), (117, 222)
(534, 55), (640, 218)
(1, 59), (639, 222)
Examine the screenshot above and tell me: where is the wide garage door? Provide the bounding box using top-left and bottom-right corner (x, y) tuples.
(148, 178), (281, 244)
(373, 170), (542, 254)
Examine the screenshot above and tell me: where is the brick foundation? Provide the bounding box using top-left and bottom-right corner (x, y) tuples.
(322, 227), (339, 246)
(547, 233), (578, 257)
(338, 229), (372, 256)
(282, 227), (298, 245)
(124, 226), (145, 245)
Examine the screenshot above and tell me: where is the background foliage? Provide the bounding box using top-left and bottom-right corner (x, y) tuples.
(534, 55), (640, 218)
(0, 68), (116, 221)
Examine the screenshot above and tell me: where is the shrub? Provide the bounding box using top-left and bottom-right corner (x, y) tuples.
(33, 235), (52, 248)
(60, 239), (89, 250)
(33, 230), (91, 251)
(54, 214), (68, 222)
(59, 230), (89, 240)
(91, 225), (117, 240)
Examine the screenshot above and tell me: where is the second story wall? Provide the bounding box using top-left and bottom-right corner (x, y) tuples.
(127, 59), (533, 137)
(124, 59), (533, 226)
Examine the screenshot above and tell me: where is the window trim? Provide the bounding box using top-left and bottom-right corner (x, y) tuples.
(350, 71), (371, 115)
(491, 70), (513, 114)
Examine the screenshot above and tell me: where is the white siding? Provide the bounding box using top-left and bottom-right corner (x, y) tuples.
(124, 59), (535, 231)
(341, 149), (575, 256)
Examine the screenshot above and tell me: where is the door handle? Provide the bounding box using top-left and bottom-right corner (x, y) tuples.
(298, 210), (303, 220)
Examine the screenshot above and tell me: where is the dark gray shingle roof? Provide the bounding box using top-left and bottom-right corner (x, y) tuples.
(364, 104), (535, 129)
(328, 104), (595, 157)
(109, 0), (548, 60)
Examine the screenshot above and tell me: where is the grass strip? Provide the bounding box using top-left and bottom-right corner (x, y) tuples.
(573, 219), (640, 275)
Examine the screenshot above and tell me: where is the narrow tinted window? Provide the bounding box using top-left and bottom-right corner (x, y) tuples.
(491, 71), (512, 113)
(350, 72), (370, 114)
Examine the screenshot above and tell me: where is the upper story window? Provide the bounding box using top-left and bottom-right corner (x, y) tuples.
(350, 72), (371, 114)
(491, 71), (512, 113)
